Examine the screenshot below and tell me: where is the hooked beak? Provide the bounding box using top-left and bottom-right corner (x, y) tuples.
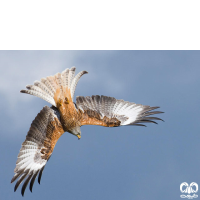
(77, 135), (81, 140)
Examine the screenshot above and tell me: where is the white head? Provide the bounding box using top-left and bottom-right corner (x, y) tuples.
(70, 126), (81, 139)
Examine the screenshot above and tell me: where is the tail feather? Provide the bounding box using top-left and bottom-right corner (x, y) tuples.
(61, 68), (69, 87)
(67, 67), (76, 89)
(55, 73), (63, 94)
(46, 76), (57, 92)
(70, 70), (88, 100)
(20, 67), (88, 107)
(20, 90), (56, 106)
(40, 78), (56, 94)
(34, 81), (54, 97)
(26, 85), (52, 99)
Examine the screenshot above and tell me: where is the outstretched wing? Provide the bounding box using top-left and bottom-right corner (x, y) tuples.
(11, 106), (64, 196)
(76, 95), (163, 127)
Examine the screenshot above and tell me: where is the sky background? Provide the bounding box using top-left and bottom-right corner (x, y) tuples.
(0, 51), (200, 200)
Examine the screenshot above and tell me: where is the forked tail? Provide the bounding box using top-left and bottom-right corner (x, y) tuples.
(21, 67), (88, 107)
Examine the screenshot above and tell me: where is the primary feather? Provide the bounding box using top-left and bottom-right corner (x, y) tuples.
(11, 106), (64, 196)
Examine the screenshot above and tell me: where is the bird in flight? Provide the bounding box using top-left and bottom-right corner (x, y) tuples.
(11, 67), (163, 196)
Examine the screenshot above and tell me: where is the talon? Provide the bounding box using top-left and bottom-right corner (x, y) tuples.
(57, 99), (62, 107)
(65, 97), (69, 104)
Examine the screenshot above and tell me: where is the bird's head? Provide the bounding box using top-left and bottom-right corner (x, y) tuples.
(70, 126), (81, 139)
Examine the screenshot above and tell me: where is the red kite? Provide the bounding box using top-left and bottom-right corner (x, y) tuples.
(11, 67), (163, 195)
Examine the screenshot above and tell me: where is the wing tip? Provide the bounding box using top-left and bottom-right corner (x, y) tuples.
(38, 166), (45, 184)
(70, 66), (76, 71)
(83, 70), (88, 74)
(11, 177), (15, 184)
(26, 85), (32, 90)
(20, 90), (26, 93)
(129, 123), (147, 127)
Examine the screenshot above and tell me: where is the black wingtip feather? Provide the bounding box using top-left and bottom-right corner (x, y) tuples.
(143, 111), (164, 117)
(20, 90), (26, 93)
(26, 85), (32, 90)
(14, 173), (28, 192)
(140, 119), (158, 124)
(11, 170), (24, 183)
(83, 71), (88, 74)
(144, 117), (164, 122)
(130, 123), (147, 127)
(38, 166), (45, 184)
(143, 106), (160, 113)
(21, 174), (33, 196)
(29, 171), (39, 192)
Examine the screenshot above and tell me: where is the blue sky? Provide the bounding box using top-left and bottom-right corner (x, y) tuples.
(0, 51), (200, 200)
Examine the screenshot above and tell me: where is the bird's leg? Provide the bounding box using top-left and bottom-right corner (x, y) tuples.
(57, 98), (62, 107)
(64, 97), (69, 104)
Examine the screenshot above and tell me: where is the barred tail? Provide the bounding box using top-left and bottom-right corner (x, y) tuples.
(21, 67), (88, 107)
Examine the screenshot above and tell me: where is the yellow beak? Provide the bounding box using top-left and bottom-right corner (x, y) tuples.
(77, 135), (81, 139)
